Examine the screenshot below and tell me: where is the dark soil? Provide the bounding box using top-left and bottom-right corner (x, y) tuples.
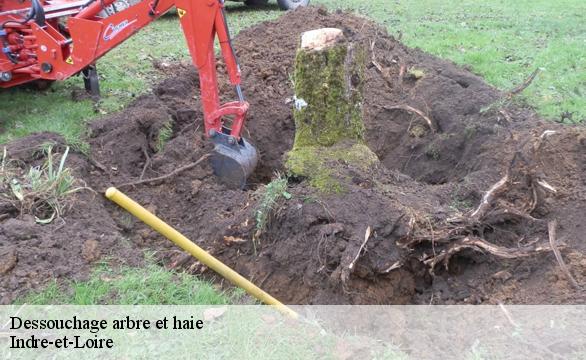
(1, 7), (585, 304)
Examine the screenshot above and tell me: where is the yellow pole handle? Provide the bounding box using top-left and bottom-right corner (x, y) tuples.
(105, 187), (297, 319)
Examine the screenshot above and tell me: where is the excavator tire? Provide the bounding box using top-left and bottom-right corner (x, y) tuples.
(277, 0), (309, 10)
(32, 80), (55, 91)
(244, 0), (268, 6)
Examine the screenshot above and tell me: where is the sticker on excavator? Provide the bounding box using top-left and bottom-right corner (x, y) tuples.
(65, 56), (74, 65)
(177, 8), (187, 18)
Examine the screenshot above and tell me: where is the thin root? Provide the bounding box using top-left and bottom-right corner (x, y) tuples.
(117, 153), (210, 188)
(348, 226), (372, 271)
(384, 104), (437, 132)
(548, 220), (580, 289)
(139, 146), (152, 180)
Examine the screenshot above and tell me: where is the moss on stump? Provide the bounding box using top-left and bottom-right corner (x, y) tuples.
(287, 142), (379, 193)
(292, 28), (366, 147)
(286, 28), (378, 192)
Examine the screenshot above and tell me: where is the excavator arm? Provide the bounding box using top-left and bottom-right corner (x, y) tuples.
(0, 0), (257, 187)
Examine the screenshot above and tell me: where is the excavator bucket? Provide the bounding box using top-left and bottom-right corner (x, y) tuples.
(209, 132), (258, 189)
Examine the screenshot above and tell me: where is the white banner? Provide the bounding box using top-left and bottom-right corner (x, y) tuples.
(1, 305), (585, 359)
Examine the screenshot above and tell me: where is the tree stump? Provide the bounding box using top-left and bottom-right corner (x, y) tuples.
(286, 28), (378, 192)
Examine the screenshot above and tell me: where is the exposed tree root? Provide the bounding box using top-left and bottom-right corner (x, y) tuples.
(470, 174), (509, 219)
(394, 130), (561, 272)
(383, 105), (437, 133)
(342, 226), (372, 282)
(370, 40), (390, 84)
(548, 220), (580, 289)
(423, 236), (552, 269)
(481, 69), (541, 113)
(139, 145), (152, 181)
(88, 156), (107, 172)
(117, 154), (210, 188)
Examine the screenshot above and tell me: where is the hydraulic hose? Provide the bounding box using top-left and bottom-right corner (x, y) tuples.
(1, 36), (18, 64)
(0, 0), (42, 28)
(31, 0), (46, 26)
(219, 0), (244, 102)
(0, 0), (44, 63)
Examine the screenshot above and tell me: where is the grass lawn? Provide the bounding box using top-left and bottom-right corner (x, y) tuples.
(19, 259), (244, 305)
(0, 0), (584, 150)
(326, 0), (585, 122)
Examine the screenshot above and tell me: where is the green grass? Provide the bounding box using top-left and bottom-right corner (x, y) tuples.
(0, 1), (583, 150)
(317, 0), (586, 122)
(18, 261), (242, 305)
(4, 145), (91, 223)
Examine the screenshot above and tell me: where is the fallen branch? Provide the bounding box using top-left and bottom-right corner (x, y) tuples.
(480, 69), (540, 113)
(548, 220), (579, 289)
(383, 105), (437, 132)
(117, 154), (210, 188)
(506, 68), (540, 97)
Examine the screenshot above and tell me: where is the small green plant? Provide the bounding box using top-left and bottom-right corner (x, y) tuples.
(449, 183), (474, 212)
(407, 67), (425, 79)
(424, 143), (441, 160)
(155, 120), (173, 152)
(464, 125), (477, 140)
(7, 145), (90, 223)
(449, 197), (474, 212)
(254, 174), (291, 246)
(68, 138), (91, 155)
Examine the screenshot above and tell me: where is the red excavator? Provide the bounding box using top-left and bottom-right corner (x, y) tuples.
(0, 0), (271, 188)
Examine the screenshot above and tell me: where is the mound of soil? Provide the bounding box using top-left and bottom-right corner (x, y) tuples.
(1, 7), (585, 304)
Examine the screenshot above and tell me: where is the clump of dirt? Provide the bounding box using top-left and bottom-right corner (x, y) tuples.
(1, 7), (585, 304)
(0, 134), (144, 303)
